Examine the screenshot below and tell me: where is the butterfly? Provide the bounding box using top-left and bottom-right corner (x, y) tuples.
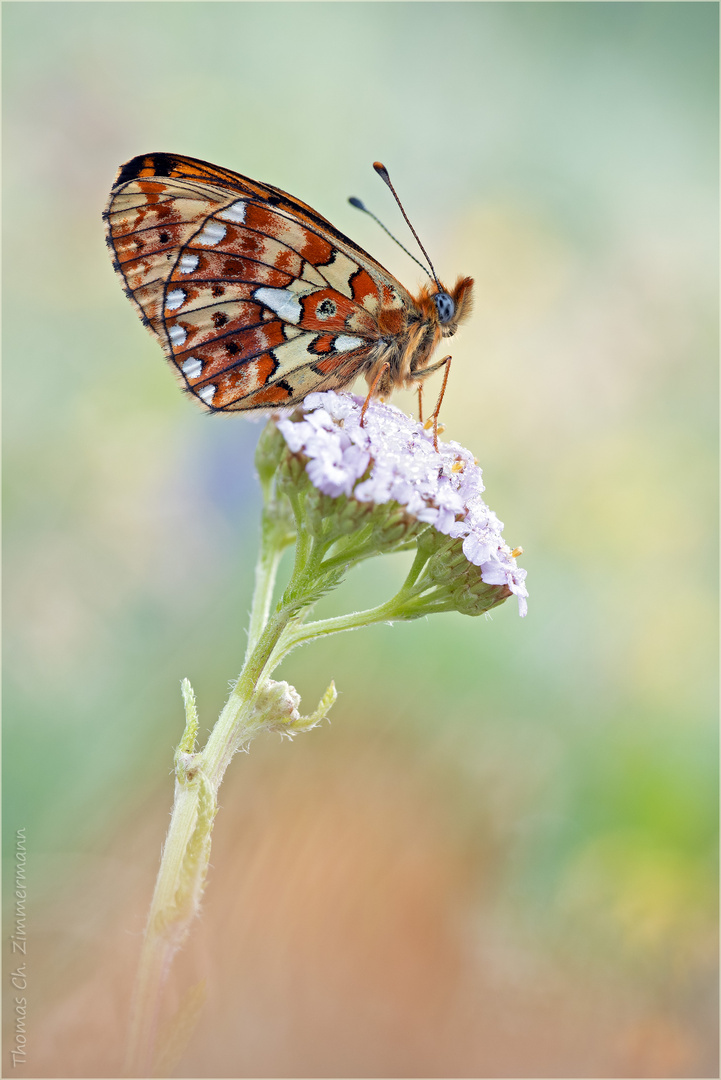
(103, 153), (474, 413)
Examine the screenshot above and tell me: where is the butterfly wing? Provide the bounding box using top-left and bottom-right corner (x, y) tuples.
(104, 153), (418, 411)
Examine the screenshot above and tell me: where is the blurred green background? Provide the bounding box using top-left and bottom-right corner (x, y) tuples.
(3, 2), (718, 1076)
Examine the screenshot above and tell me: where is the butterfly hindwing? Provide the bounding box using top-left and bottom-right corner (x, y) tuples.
(104, 153), (419, 411)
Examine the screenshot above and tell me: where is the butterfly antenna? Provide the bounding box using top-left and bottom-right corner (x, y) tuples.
(372, 161), (443, 292)
(348, 196), (433, 281)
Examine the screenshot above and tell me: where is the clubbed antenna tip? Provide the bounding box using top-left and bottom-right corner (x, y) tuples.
(370, 161), (441, 291)
(347, 187), (432, 281)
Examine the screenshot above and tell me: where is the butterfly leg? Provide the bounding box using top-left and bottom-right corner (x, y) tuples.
(417, 383), (424, 424)
(360, 361), (391, 427)
(428, 355), (452, 451)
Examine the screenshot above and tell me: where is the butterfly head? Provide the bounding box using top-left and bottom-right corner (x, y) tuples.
(425, 276), (474, 337)
(432, 291), (455, 324)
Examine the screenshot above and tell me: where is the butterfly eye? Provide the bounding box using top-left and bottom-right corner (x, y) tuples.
(433, 292), (455, 324)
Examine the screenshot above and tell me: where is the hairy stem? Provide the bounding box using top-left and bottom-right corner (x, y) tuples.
(125, 513), (301, 1074)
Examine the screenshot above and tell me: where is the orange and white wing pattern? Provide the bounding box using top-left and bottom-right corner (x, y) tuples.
(103, 153), (474, 411)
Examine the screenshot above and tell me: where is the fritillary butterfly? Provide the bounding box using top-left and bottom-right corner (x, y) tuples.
(103, 153), (474, 412)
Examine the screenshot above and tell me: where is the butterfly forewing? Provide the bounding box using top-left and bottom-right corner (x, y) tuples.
(105, 153), (470, 411)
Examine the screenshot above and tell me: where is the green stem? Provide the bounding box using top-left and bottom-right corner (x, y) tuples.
(124, 501), (350, 1075)
(125, 777), (212, 1075)
(287, 489), (311, 577)
(244, 528), (285, 662)
(396, 541), (433, 591)
(318, 535), (418, 574)
(125, 613), (292, 1075)
(203, 610), (293, 788)
(266, 547), (436, 667)
(267, 603), (398, 667)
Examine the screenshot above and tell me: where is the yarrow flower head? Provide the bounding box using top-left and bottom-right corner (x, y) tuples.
(266, 391), (528, 618)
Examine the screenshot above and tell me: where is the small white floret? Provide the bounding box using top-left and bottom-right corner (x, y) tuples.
(198, 384), (216, 405)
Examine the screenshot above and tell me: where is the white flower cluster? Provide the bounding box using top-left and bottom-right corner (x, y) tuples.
(275, 392), (528, 617)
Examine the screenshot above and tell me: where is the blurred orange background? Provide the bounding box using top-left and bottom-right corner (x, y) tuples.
(3, 3), (717, 1076)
